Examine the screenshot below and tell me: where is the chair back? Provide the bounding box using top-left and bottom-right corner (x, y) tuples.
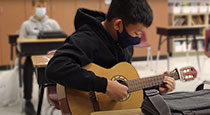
(205, 29), (210, 57)
(136, 31), (150, 48)
(141, 31), (147, 42)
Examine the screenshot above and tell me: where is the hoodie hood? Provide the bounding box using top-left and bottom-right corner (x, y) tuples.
(74, 8), (106, 30)
(29, 15), (49, 23)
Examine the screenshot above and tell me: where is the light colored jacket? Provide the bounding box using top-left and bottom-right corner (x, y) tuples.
(19, 16), (60, 38)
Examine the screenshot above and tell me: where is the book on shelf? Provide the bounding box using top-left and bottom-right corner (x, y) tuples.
(191, 39), (205, 51)
(173, 41), (190, 52)
(174, 16), (187, 26)
(191, 15), (204, 25)
(173, 40), (205, 52)
(199, 40), (205, 51)
(200, 40), (204, 49)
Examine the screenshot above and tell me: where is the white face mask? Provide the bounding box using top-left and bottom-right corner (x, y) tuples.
(35, 7), (47, 18)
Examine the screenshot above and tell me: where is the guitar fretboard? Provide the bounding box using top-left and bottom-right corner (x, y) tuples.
(127, 72), (179, 93)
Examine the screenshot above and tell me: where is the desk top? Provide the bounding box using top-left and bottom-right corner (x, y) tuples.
(157, 26), (200, 36)
(91, 108), (143, 115)
(31, 55), (52, 68)
(157, 26), (202, 29)
(17, 38), (65, 43)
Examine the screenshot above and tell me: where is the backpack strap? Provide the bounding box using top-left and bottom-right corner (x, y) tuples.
(144, 89), (172, 115)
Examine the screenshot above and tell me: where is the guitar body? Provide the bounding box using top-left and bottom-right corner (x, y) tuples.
(63, 62), (143, 115)
(57, 62), (197, 115)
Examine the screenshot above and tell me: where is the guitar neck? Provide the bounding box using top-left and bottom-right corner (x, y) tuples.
(127, 73), (179, 93)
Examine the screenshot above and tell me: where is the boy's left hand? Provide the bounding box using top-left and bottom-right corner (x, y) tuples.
(159, 72), (175, 94)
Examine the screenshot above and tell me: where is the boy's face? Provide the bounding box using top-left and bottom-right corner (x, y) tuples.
(124, 23), (145, 38)
(113, 18), (145, 38)
(33, 2), (47, 18)
(112, 18), (146, 42)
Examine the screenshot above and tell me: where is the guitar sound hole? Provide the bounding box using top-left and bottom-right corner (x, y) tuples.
(117, 80), (128, 87)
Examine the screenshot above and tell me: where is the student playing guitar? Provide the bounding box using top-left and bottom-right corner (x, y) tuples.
(46, 0), (175, 111)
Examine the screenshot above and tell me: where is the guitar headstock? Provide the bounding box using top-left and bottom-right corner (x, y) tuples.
(178, 66), (197, 81)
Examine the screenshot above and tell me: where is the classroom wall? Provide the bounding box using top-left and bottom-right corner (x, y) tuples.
(0, 0), (168, 66)
(0, 0), (26, 66)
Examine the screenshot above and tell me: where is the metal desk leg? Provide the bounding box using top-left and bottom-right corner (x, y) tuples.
(186, 35), (189, 57)
(156, 35), (162, 72)
(37, 84), (45, 115)
(18, 55), (23, 88)
(10, 44), (14, 69)
(167, 36), (170, 71)
(193, 35), (201, 71)
(18, 54), (24, 113)
(148, 47), (153, 71)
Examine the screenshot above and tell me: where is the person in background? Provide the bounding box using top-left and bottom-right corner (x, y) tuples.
(19, 0), (60, 114)
(46, 0), (175, 105)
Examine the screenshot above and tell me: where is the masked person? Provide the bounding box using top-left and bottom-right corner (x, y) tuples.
(46, 0), (175, 104)
(19, 0), (60, 114)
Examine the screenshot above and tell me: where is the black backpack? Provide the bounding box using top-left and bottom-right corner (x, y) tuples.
(141, 81), (210, 115)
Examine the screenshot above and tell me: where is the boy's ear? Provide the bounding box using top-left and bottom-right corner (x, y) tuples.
(113, 18), (123, 31)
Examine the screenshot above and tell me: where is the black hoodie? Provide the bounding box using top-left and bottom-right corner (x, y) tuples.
(46, 8), (133, 93)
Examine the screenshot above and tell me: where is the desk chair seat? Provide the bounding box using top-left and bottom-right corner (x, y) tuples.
(137, 41), (151, 48)
(136, 31), (153, 70)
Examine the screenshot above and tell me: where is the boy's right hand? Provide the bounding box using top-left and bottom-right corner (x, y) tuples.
(105, 80), (128, 101)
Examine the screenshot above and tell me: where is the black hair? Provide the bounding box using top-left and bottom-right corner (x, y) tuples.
(106, 0), (153, 27)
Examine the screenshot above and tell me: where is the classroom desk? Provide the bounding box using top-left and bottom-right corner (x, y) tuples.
(17, 38), (65, 115)
(32, 55), (52, 115)
(156, 26), (201, 71)
(17, 38), (65, 87)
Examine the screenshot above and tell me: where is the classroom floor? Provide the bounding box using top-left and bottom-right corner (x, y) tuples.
(0, 55), (210, 115)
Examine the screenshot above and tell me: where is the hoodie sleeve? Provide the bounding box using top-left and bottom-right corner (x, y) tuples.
(46, 35), (107, 93)
(19, 22), (27, 38)
(51, 19), (60, 30)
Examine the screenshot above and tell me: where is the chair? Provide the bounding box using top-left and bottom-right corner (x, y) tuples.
(135, 31), (153, 70)
(57, 84), (72, 115)
(45, 50), (72, 115)
(46, 84), (60, 115)
(201, 28), (210, 73)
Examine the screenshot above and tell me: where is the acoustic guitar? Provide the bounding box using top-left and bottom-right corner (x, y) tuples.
(57, 62), (197, 115)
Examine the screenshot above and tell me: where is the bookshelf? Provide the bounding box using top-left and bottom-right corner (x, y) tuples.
(168, 1), (210, 56)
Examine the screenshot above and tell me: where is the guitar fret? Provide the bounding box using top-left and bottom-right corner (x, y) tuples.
(127, 71), (180, 93)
